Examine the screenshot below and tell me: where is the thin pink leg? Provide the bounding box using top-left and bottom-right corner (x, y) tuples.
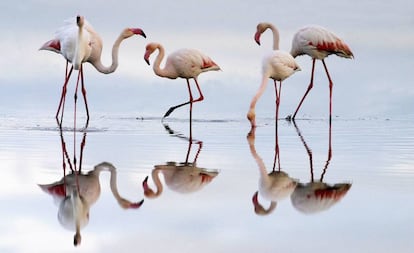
(321, 59), (334, 123)
(192, 78), (204, 103)
(320, 119), (332, 181)
(56, 64), (73, 124)
(293, 121), (314, 182)
(187, 79), (194, 140)
(80, 68), (90, 127)
(162, 78), (193, 119)
(292, 58), (316, 119)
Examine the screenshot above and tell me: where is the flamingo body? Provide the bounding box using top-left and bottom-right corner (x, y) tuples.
(53, 16), (92, 70)
(262, 50), (300, 81)
(143, 163), (218, 198)
(163, 48), (220, 79)
(144, 42), (220, 119)
(290, 25), (353, 60)
(291, 182), (351, 214)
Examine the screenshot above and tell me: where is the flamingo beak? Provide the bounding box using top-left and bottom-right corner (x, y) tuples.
(254, 31), (261, 46)
(130, 28), (146, 38)
(142, 176), (150, 190)
(129, 199), (145, 209)
(144, 51), (151, 65)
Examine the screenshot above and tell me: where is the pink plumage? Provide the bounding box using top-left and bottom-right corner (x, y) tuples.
(290, 25), (354, 60)
(144, 42), (221, 120)
(290, 25), (354, 121)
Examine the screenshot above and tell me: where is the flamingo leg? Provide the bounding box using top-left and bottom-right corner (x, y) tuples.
(192, 78), (204, 103)
(320, 119), (332, 181)
(293, 121), (314, 182)
(56, 63), (74, 125)
(73, 66), (83, 172)
(162, 79), (194, 119)
(272, 80), (282, 171)
(78, 132), (87, 173)
(321, 59), (334, 123)
(187, 79), (194, 140)
(80, 68), (90, 127)
(292, 58), (316, 119)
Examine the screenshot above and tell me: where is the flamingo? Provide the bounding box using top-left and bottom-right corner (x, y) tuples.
(290, 121), (351, 214)
(142, 123), (219, 199)
(143, 42), (221, 124)
(39, 162), (144, 246)
(247, 126), (297, 215)
(289, 25), (353, 121)
(40, 15), (146, 126)
(247, 22), (300, 127)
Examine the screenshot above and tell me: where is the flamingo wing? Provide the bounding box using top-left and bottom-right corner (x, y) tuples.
(291, 26), (353, 59)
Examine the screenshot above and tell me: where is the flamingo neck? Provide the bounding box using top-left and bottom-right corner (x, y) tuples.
(152, 44), (173, 78)
(247, 134), (270, 179)
(265, 23), (280, 50)
(90, 34), (126, 74)
(94, 162), (127, 205)
(249, 75), (269, 112)
(73, 25), (86, 70)
(149, 167), (164, 197)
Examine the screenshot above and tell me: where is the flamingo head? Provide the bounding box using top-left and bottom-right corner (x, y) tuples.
(254, 23), (268, 46)
(118, 198), (145, 209)
(76, 15), (85, 28)
(142, 176), (157, 198)
(124, 28), (147, 39)
(252, 191), (277, 215)
(144, 43), (158, 65)
(74, 232), (82, 247)
(247, 109), (256, 127)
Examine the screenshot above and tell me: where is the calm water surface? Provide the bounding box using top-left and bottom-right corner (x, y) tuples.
(0, 115), (413, 253)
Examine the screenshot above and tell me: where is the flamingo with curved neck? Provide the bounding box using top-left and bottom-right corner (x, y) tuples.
(40, 16), (146, 124)
(247, 127), (297, 215)
(39, 161), (144, 246)
(247, 22), (300, 127)
(142, 163), (218, 199)
(144, 42), (220, 121)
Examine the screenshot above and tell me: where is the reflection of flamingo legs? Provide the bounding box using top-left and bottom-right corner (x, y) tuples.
(292, 120), (332, 182)
(143, 123), (216, 199)
(290, 120), (351, 214)
(247, 127), (297, 215)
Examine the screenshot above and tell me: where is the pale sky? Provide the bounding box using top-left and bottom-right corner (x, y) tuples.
(1, 0), (413, 119)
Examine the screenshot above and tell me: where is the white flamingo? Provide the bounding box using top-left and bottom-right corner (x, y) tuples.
(247, 127), (297, 215)
(144, 42), (221, 123)
(39, 162), (144, 246)
(40, 15), (146, 125)
(247, 22), (300, 127)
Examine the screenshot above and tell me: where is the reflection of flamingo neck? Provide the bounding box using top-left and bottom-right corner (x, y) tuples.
(252, 192), (277, 216)
(70, 189), (86, 246)
(145, 167), (164, 198)
(247, 133), (270, 180)
(93, 162), (142, 208)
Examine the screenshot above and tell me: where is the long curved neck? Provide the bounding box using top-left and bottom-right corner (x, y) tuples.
(73, 24), (85, 70)
(90, 34), (126, 74)
(92, 162), (126, 204)
(247, 132), (269, 179)
(149, 167), (164, 197)
(152, 45), (171, 78)
(266, 23), (280, 50)
(249, 75), (269, 112)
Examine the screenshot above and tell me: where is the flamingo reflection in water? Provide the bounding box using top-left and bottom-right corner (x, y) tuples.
(247, 125), (298, 216)
(142, 123), (219, 199)
(38, 127), (144, 246)
(290, 121), (351, 214)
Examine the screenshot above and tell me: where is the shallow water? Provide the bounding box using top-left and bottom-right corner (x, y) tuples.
(0, 115), (413, 253)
